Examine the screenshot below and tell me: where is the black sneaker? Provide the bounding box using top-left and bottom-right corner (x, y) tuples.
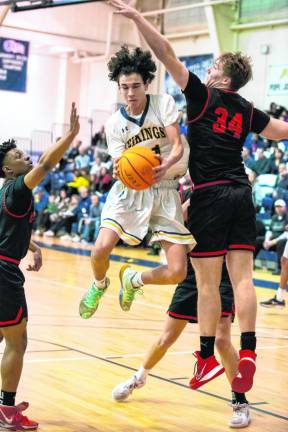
(260, 295), (285, 308)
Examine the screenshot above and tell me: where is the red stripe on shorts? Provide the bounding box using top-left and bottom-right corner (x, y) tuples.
(190, 249), (228, 257)
(229, 244), (255, 251)
(0, 306), (23, 326)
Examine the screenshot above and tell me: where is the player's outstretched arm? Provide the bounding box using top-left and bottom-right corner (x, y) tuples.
(107, 0), (189, 90)
(24, 103), (80, 190)
(260, 117), (288, 141)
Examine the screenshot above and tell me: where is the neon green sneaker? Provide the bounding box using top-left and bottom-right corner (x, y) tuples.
(119, 265), (143, 311)
(79, 278), (110, 319)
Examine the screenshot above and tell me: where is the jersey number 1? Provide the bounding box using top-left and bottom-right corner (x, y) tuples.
(212, 107), (243, 139)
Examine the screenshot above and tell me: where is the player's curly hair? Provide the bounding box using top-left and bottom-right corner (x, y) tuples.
(219, 52), (253, 91)
(108, 45), (156, 84)
(0, 139), (16, 178)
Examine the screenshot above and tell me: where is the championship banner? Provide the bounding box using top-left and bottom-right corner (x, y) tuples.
(267, 64), (288, 96)
(0, 37), (29, 93)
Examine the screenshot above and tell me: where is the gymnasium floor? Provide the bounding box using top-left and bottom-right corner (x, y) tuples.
(5, 237), (288, 432)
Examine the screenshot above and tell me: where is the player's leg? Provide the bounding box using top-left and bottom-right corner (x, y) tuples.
(226, 185), (257, 393)
(260, 239), (288, 308)
(189, 256), (225, 389)
(216, 318), (251, 428)
(79, 228), (119, 319)
(143, 241), (187, 285)
(0, 320), (38, 430)
(0, 319), (27, 396)
(118, 185), (195, 311)
(112, 315), (188, 401)
(90, 228), (120, 281)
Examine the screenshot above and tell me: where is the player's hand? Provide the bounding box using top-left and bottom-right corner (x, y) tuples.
(27, 248), (42, 272)
(107, 0), (138, 19)
(69, 102), (80, 137)
(113, 157), (120, 179)
(152, 156), (170, 183)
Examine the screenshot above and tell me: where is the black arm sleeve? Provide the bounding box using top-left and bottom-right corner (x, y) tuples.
(182, 72), (208, 120)
(251, 108), (270, 134)
(6, 175), (33, 214)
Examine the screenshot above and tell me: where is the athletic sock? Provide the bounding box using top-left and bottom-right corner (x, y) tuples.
(94, 277), (107, 289)
(240, 332), (256, 351)
(135, 365), (149, 382)
(276, 287), (286, 301)
(0, 390), (16, 406)
(232, 391), (248, 405)
(200, 336), (215, 359)
(131, 272), (143, 288)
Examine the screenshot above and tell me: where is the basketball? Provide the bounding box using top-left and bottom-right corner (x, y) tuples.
(118, 146), (160, 190)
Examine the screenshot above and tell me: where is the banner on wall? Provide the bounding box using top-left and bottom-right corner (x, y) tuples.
(165, 54), (213, 110)
(267, 64), (288, 96)
(0, 37), (29, 93)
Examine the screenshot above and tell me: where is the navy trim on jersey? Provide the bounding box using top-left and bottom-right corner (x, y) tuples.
(120, 95), (150, 127)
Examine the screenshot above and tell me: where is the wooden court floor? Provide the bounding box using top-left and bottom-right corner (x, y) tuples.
(2, 237), (287, 431)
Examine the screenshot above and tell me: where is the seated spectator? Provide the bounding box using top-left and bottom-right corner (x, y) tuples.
(75, 145), (90, 170)
(35, 194), (59, 234)
(252, 148), (270, 175)
(80, 194), (104, 243)
(97, 167), (113, 194)
(267, 147), (284, 174)
(33, 186), (49, 230)
(242, 146), (254, 170)
(263, 199), (288, 274)
(44, 194), (80, 238)
(67, 168), (90, 194)
(49, 165), (66, 193)
(90, 156), (105, 176)
(273, 163), (288, 200)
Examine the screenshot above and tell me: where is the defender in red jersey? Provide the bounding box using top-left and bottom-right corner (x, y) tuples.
(0, 104), (79, 430)
(108, 0), (288, 395)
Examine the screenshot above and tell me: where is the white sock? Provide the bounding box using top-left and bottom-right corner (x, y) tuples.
(135, 365), (149, 382)
(94, 277), (107, 289)
(276, 288), (286, 301)
(131, 272), (143, 288)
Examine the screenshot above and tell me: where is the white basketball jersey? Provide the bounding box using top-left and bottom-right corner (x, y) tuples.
(105, 94), (189, 180)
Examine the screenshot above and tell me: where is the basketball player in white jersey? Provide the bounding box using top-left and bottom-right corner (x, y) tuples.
(79, 46), (195, 318)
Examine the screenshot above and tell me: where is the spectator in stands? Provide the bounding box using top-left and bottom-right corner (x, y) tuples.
(67, 168), (90, 194)
(80, 194), (104, 243)
(267, 147), (284, 174)
(33, 186), (49, 229)
(273, 163), (288, 201)
(90, 156), (105, 176)
(97, 167), (113, 194)
(263, 199), (288, 274)
(75, 145), (90, 170)
(242, 146), (254, 170)
(49, 166), (66, 193)
(44, 194), (80, 238)
(252, 148), (270, 175)
(35, 194), (59, 234)
(267, 102), (286, 119)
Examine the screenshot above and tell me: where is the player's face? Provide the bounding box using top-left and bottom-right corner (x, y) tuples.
(3, 148), (33, 177)
(118, 73), (148, 111)
(205, 59), (230, 89)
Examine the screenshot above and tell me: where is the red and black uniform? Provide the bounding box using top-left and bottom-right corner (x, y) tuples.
(168, 258), (234, 322)
(183, 72), (270, 257)
(0, 175), (34, 326)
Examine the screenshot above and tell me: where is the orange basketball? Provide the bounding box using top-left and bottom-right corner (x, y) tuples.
(118, 146), (160, 190)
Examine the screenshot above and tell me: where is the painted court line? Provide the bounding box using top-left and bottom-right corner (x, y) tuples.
(29, 337), (288, 423)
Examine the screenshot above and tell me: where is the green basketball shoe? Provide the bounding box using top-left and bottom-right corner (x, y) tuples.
(79, 278), (110, 319)
(119, 265), (143, 311)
